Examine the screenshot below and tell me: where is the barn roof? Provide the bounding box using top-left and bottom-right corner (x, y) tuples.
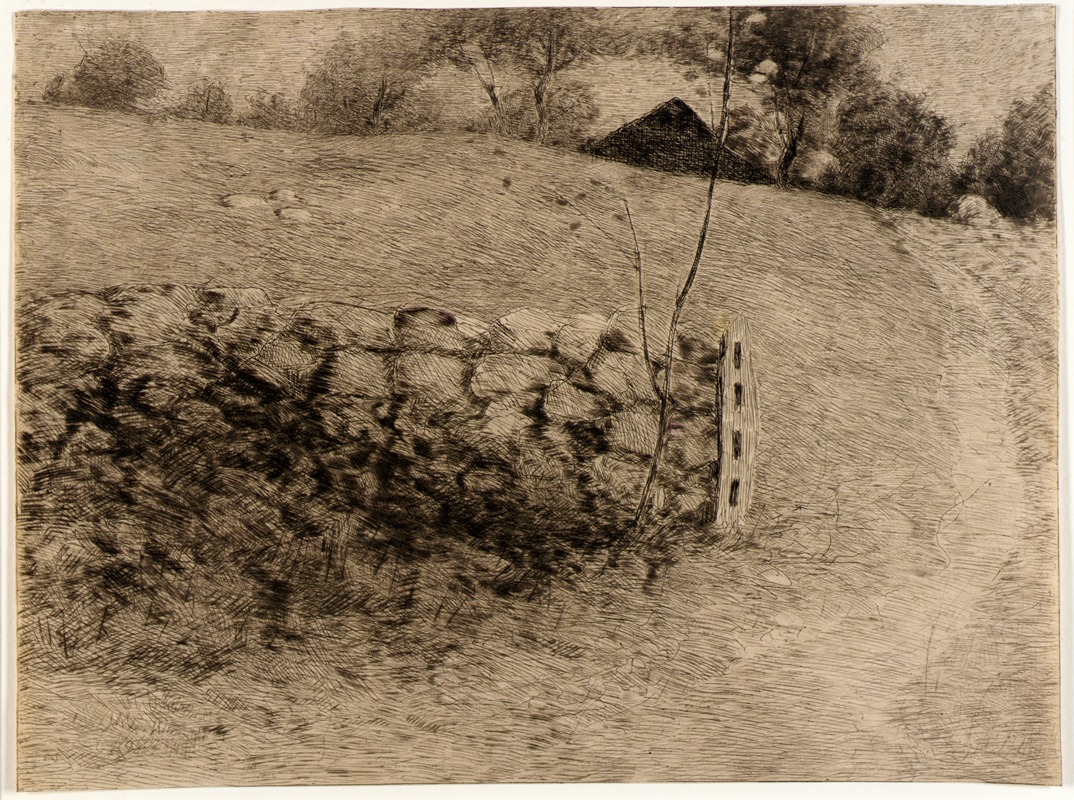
(586, 98), (771, 184)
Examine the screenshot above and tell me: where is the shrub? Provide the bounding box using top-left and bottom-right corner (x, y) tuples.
(822, 82), (957, 216)
(960, 84), (1056, 221)
(239, 90), (298, 131)
(43, 39), (167, 112)
(168, 78), (234, 124)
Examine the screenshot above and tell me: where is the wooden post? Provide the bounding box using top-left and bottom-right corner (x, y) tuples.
(714, 314), (758, 527)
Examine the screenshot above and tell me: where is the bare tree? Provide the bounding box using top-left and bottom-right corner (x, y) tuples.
(503, 9), (616, 144)
(432, 10), (515, 135)
(631, 7), (737, 537)
(169, 78), (234, 125)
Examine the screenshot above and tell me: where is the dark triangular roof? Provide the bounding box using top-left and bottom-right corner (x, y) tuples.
(586, 98), (771, 184)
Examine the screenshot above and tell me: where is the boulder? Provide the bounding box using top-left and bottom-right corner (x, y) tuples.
(554, 311), (610, 364)
(320, 348), (391, 397)
(950, 194), (1002, 226)
(249, 331), (323, 386)
(99, 285), (199, 347)
(306, 303), (395, 350)
(109, 342), (218, 413)
(477, 400), (533, 456)
(393, 351), (471, 408)
(488, 308), (564, 354)
(606, 409), (660, 458)
(513, 432), (580, 509)
(471, 354), (562, 401)
(587, 455), (662, 510)
(675, 327), (724, 366)
(453, 312), (491, 345)
(196, 286), (271, 311)
(600, 310), (646, 356)
(660, 359), (718, 412)
(192, 286), (274, 332)
(664, 413), (717, 471)
(583, 350), (658, 405)
(17, 388), (72, 456)
(206, 305), (288, 362)
(318, 397), (389, 445)
(543, 379), (606, 422)
(17, 292), (111, 389)
(394, 307), (471, 353)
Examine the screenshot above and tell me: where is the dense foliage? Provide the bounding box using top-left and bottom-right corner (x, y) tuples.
(960, 84), (1056, 221)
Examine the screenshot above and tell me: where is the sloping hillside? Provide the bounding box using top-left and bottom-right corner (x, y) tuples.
(14, 104), (1059, 786)
(16, 103), (966, 545)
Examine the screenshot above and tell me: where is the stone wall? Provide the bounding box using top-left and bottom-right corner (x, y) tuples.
(17, 284), (756, 556)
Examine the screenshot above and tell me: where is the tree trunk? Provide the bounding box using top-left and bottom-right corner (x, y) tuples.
(482, 82), (507, 135)
(776, 114), (807, 188)
(370, 80), (387, 133)
(533, 78), (550, 143)
(533, 21), (557, 144)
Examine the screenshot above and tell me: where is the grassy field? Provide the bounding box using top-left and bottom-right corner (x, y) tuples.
(14, 103), (1060, 786)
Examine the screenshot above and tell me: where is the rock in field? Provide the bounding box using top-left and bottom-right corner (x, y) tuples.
(489, 308), (564, 354)
(471, 354), (562, 400)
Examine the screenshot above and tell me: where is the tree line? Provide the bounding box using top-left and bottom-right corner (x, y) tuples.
(39, 8), (1055, 221)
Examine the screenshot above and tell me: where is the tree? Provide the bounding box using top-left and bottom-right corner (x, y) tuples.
(736, 7), (880, 187)
(824, 81), (957, 216)
(960, 84), (1056, 221)
(432, 10), (515, 135)
(301, 26), (438, 135)
(169, 78), (234, 125)
(43, 38), (167, 112)
(499, 81), (599, 146)
(502, 9), (616, 144)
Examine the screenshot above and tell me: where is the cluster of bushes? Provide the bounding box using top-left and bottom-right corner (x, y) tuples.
(41, 12), (610, 146)
(39, 11), (1055, 222)
(818, 80), (1055, 222)
(17, 284), (721, 679)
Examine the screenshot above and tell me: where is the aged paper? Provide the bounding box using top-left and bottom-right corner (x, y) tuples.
(12, 6), (1060, 789)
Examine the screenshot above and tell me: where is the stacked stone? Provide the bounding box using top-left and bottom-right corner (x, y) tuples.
(17, 285), (724, 530)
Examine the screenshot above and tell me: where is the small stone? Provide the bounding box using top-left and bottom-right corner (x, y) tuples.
(276, 207), (313, 222)
(606, 409), (660, 457)
(471, 354), (562, 400)
(489, 307), (564, 354)
(268, 188), (300, 203)
(221, 193), (269, 208)
(321, 348), (391, 397)
(759, 568), (793, 587)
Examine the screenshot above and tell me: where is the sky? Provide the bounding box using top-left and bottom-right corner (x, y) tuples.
(12, 6), (1057, 157)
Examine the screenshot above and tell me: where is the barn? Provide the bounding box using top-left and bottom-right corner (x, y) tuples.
(585, 97), (771, 184)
